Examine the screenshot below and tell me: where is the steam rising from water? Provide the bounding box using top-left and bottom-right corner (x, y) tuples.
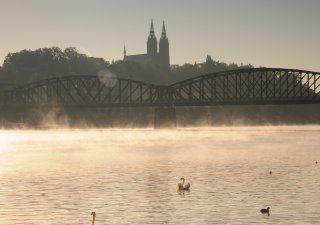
(0, 126), (320, 224)
(97, 68), (118, 88)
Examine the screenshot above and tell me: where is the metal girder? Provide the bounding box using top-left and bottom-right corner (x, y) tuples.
(1, 68), (320, 108)
(2, 76), (162, 107)
(171, 68), (320, 106)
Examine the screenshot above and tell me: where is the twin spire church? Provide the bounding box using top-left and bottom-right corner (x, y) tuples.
(123, 20), (170, 68)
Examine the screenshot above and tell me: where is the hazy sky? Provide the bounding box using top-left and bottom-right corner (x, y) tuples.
(0, 0), (319, 71)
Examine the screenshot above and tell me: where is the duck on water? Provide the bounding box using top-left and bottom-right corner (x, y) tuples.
(260, 207), (270, 216)
(178, 177), (190, 191)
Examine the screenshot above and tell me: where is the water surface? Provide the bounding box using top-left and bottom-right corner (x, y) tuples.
(0, 126), (319, 224)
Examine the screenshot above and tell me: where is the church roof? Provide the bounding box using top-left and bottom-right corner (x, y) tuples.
(124, 54), (149, 63)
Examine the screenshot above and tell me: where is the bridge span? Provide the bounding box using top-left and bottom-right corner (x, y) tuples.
(1, 68), (320, 127)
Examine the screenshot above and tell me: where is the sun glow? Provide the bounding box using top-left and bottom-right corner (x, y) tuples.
(0, 131), (14, 153)
(0, 126), (320, 224)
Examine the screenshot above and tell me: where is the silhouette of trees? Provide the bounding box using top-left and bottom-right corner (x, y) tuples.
(109, 60), (145, 81)
(0, 48), (253, 87)
(109, 59), (170, 84)
(169, 55), (253, 83)
(202, 55), (253, 73)
(108, 54), (253, 85)
(1, 47), (109, 85)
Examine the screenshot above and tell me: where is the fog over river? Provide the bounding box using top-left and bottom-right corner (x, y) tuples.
(0, 126), (319, 224)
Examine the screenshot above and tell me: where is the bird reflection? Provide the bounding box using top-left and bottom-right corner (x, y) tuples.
(91, 212), (96, 225)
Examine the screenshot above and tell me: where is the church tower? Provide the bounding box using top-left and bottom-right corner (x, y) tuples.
(147, 19), (158, 57)
(124, 20), (170, 68)
(159, 21), (170, 67)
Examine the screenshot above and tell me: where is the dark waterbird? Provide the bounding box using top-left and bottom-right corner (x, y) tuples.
(316, 161), (318, 164)
(91, 212), (96, 225)
(269, 171), (272, 175)
(260, 207), (270, 216)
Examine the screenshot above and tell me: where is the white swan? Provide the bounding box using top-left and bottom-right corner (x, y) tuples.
(91, 212), (96, 225)
(178, 177), (190, 191)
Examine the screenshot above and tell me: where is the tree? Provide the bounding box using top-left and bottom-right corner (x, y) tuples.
(1, 47), (109, 85)
(0, 49), (254, 87)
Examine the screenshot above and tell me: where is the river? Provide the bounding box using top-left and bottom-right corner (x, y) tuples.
(0, 126), (319, 224)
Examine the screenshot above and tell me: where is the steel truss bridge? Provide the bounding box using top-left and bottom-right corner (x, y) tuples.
(1, 68), (320, 108)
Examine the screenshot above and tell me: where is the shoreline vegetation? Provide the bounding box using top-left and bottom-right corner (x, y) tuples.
(0, 46), (253, 89)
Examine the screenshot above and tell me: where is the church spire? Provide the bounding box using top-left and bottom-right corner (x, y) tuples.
(161, 21), (167, 39)
(159, 20), (170, 67)
(147, 19), (157, 56)
(149, 19), (155, 37)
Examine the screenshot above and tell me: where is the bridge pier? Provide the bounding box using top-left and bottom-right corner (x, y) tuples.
(154, 106), (177, 129)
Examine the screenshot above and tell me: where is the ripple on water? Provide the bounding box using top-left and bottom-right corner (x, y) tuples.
(0, 127), (320, 224)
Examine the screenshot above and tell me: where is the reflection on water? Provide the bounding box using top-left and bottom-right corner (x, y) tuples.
(0, 126), (320, 224)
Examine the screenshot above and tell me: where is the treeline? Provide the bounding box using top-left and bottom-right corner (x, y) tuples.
(0, 47), (253, 88)
(0, 47), (109, 87)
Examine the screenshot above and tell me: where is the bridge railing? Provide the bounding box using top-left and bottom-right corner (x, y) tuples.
(1, 68), (320, 108)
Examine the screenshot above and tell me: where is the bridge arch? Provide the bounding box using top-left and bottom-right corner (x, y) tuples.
(3, 75), (169, 107)
(2, 68), (320, 107)
(170, 68), (320, 106)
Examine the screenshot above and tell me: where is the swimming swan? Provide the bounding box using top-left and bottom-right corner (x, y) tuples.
(178, 177), (190, 191)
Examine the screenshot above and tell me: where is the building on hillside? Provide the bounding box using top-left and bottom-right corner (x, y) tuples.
(123, 20), (170, 68)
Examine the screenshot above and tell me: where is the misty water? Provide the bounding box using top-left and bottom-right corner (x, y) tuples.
(0, 126), (319, 225)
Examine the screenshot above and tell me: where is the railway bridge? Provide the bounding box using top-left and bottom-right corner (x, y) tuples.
(1, 68), (320, 127)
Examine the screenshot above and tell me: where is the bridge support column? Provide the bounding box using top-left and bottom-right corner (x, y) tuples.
(154, 106), (177, 129)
